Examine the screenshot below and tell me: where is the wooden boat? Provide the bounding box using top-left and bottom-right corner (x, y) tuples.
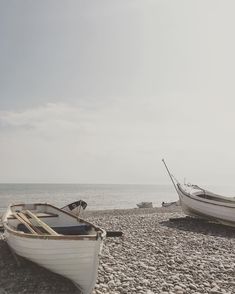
(162, 159), (235, 227)
(136, 202), (153, 208)
(2, 203), (106, 294)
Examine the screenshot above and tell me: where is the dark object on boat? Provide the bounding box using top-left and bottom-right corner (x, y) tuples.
(61, 200), (87, 215)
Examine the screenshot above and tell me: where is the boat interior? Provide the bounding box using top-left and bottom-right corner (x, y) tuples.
(179, 184), (235, 204)
(5, 203), (99, 236)
(195, 192), (235, 203)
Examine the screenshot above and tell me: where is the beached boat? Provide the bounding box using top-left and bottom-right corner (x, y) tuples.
(176, 184), (235, 226)
(136, 202), (153, 208)
(2, 203), (106, 294)
(162, 159), (235, 227)
(161, 201), (179, 207)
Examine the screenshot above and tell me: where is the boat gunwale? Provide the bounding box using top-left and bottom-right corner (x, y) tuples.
(3, 203), (106, 241)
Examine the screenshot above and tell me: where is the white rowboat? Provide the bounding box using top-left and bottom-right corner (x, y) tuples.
(2, 203), (106, 294)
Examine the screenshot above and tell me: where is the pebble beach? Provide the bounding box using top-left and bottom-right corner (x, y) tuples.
(1, 206), (235, 294)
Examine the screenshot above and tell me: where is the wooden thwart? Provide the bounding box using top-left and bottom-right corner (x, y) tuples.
(25, 210), (59, 236)
(13, 213), (37, 235)
(17, 212), (43, 234)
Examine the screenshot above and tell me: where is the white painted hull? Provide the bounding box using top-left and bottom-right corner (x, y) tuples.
(177, 184), (235, 226)
(5, 232), (101, 293)
(2, 203), (106, 294)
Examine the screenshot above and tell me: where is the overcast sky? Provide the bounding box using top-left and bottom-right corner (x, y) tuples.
(1, 0), (235, 185)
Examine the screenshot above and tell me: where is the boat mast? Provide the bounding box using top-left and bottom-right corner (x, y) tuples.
(162, 159), (179, 195)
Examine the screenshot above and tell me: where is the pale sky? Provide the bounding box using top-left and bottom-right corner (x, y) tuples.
(1, 0), (235, 184)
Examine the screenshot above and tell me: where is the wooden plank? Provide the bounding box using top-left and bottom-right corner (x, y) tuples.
(17, 212), (43, 234)
(13, 213), (37, 235)
(25, 210), (59, 236)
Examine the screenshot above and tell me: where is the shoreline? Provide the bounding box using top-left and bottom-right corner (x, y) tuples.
(1, 206), (235, 293)
(0, 205), (181, 220)
(85, 205), (182, 216)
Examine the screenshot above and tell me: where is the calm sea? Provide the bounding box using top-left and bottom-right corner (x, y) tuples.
(0, 184), (178, 213)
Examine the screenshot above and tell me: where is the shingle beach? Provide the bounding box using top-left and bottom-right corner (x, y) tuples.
(1, 206), (235, 294)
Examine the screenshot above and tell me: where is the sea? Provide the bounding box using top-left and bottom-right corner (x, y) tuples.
(0, 183), (178, 213)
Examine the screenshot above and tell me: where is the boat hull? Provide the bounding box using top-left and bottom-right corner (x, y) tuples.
(5, 229), (102, 293)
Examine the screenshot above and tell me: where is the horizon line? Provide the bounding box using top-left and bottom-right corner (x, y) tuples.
(0, 182), (171, 186)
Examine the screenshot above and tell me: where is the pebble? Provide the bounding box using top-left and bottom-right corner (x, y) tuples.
(85, 207), (235, 294)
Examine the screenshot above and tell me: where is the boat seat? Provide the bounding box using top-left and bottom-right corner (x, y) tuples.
(52, 225), (92, 235)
